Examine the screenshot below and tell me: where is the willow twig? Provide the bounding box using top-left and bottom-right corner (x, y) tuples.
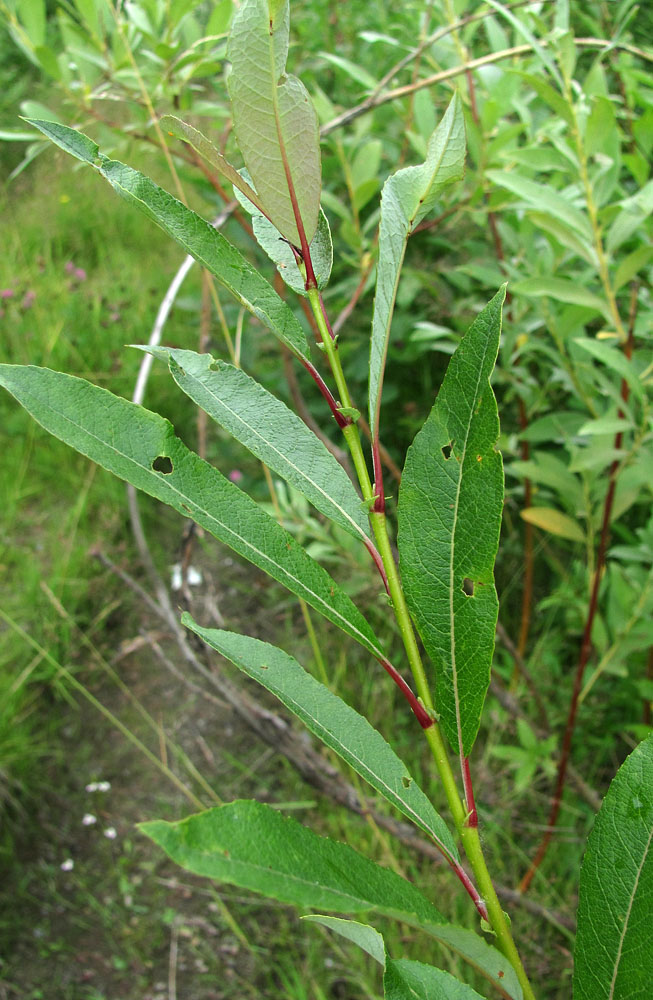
(321, 38), (653, 137)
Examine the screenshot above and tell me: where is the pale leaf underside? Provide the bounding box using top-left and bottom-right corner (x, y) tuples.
(369, 94), (465, 444)
(227, 0), (321, 247)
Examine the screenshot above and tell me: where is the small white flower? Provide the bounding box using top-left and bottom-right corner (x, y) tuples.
(104, 827), (117, 840)
(60, 859), (74, 871)
(171, 563), (203, 591)
(85, 779), (111, 793)
(82, 813), (97, 826)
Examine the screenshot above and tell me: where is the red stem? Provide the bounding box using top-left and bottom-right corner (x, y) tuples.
(363, 537), (390, 594)
(452, 860), (489, 922)
(519, 290), (637, 893)
(300, 359), (350, 429)
(275, 117), (318, 290)
(377, 656), (433, 730)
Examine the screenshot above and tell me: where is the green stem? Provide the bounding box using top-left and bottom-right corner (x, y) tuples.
(305, 287), (536, 998)
(563, 76), (626, 343)
(299, 598), (330, 687)
(462, 825), (537, 1000)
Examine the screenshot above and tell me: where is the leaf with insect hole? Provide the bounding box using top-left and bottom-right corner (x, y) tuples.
(398, 288), (505, 757)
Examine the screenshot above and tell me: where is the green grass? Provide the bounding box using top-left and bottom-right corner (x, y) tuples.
(0, 153), (187, 833)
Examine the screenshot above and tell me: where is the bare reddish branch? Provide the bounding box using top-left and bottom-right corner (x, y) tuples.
(520, 286), (638, 893)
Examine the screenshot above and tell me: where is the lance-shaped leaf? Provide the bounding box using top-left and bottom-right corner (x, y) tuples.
(227, 0), (321, 248)
(486, 169), (591, 242)
(141, 799), (445, 921)
(0, 365), (383, 659)
(25, 118), (310, 361)
(384, 957), (488, 1000)
(161, 114), (268, 215)
(397, 288), (506, 757)
(142, 802), (519, 998)
(574, 734), (653, 1000)
(139, 348), (370, 542)
(233, 174), (333, 294)
(181, 618), (457, 860)
(306, 917), (494, 1000)
(369, 95), (465, 447)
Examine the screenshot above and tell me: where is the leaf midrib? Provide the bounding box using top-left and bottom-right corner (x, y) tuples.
(180, 847), (389, 909)
(178, 365), (369, 541)
(270, 49), (307, 251)
(447, 342), (493, 759)
(17, 376), (382, 659)
(607, 819), (653, 999)
(258, 667), (454, 857)
(104, 165), (308, 362)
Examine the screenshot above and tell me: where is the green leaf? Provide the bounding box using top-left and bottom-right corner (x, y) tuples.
(0, 366), (383, 659)
(161, 115), (267, 214)
(607, 180), (653, 253)
(0, 129), (42, 142)
(509, 71), (573, 126)
(233, 173), (333, 293)
(227, 0), (321, 247)
(142, 803), (519, 998)
(578, 416), (633, 437)
(574, 338), (644, 404)
(140, 348), (369, 542)
(521, 507), (585, 542)
(614, 245), (653, 291)
(206, 0), (234, 35)
(181, 618), (458, 859)
(574, 735), (653, 1000)
(385, 958), (488, 999)
(309, 918), (489, 999)
(303, 916), (386, 965)
(16, 0), (46, 47)
(519, 411), (585, 444)
(140, 799), (444, 919)
(25, 118), (310, 362)
(511, 277), (609, 320)
(527, 211), (597, 266)
(486, 170), (591, 241)
(483, 0), (562, 88)
(319, 51), (379, 89)
(369, 95), (465, 444)
(397, 289), (505, 758)
(509, 454), (583, 509)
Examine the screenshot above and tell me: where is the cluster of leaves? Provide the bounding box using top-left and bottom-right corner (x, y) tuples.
(1, 0), (653, 997)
